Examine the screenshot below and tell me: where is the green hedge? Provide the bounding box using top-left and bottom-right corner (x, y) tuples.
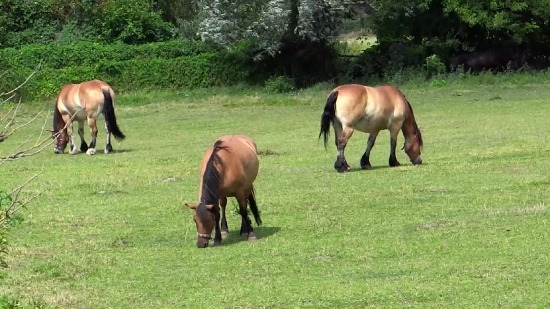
(0, 40), (252, 99)
(0, 40), (217, 69)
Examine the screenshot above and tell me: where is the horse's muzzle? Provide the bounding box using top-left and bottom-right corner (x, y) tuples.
(412, 157), (423, 165)
(196, 241), (209, 248)
(54, 147), (64, 154)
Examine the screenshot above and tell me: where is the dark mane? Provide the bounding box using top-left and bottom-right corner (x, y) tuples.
(406, 99), (423, 147)
(200, 139), (229, 206)
(52, 99), (64, 131)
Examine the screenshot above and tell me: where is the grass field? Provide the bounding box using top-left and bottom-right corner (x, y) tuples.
(1, 77), (550, 308)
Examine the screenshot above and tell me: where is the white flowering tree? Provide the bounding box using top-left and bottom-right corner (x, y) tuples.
(198, 0), (345, 59)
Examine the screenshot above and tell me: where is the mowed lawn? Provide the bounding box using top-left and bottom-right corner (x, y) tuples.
(1, 81), (550, 308)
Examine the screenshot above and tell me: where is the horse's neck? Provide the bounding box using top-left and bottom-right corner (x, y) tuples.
(198, 165), (223, 205)
(402, 116), (417, 142)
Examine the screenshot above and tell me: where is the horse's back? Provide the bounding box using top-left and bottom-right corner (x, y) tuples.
(218, 134), (258, 173)
(331, 84), (368, 125)
(57, 79), (113, 119)
(211, 135), (259, 195)
(332, 84), (408, 132)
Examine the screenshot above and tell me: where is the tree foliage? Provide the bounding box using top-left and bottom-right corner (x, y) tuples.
(0, 0), (175, 47)
(198, 0), (344, 58)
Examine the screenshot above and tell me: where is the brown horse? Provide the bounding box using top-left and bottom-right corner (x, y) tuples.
(51, 79), (125, 155)
(186, 135), (262, 248)
(319, 84), (423, 172)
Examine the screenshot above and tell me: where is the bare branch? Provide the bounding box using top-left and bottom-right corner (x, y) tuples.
(1, 65), (42, 145)
(0, 99), (44, 144)
(0, 63), (41, 97)
(0, 112), (77, 164)
(0, 93), (16, 109)
(35, 112), (50, 145)
(0, 169), (43, 225)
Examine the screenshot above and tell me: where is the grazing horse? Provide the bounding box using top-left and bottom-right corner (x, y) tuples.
(450, 49), (527, 72)
(186, 135), (262, 248)
(51, 79), (125, 155)
(318, 84), (423, 172)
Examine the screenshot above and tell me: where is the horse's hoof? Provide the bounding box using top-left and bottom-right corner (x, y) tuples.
(86, 148), (97, 155)
(240, 233), (249, 239)
(361, 165), (372, 170)
(337, 166), (349, 173)
(69, 148), (79, 155)
(221, 230), (229, 238)
(213, 240), (222, 246)
(248, 234), (258, 241)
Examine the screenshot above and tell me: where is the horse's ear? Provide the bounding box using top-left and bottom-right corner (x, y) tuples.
(185, 202), (198, 209)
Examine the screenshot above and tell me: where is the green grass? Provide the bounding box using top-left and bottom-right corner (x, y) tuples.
(1, 77), (550, 308)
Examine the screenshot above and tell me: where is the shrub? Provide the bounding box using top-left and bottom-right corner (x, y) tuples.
(425, 54), (446, 77)
(0, 41), (252, 99)
(264, 76), (296, 93)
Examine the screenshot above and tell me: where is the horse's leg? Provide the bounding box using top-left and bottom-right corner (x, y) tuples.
(360, 132), (379, 170)
(78, 120), (88, 152)
(335, 125), (354, 173)
(86, 118), (98, 155)
(389, 126), (401, 167)
(237, 192), (255, 240)
(213, 205), (222, 246)
(220, 197), (229, 237)
(104, 121), (113, 154)
(65, 117), (78, 155)
(332, 120), (348, 171)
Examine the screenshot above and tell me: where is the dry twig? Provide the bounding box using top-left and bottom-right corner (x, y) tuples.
(0, 63), (40, 97)
(0, 112), (76, 164)
(0, 169), (43, 225)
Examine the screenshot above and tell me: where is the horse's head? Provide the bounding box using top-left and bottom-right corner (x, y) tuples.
(51, 101), (68, 154)
(186, 202), (216, 248)
(49, 128), (68, 154)
(403, 126), (423, 165)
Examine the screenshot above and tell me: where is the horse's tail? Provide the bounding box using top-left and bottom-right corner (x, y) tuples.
(404, 98), (423, 147)
(101, 87), (125, 141)
(318, 90), (339, 148)
(248, 186), (262, 226)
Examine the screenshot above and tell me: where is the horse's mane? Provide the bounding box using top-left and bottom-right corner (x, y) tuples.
(200, 139), (229, 207)
(52, 99), (64, 131)
(406, 99), (423, 147)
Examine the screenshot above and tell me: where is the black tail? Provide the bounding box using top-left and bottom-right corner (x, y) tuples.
(318, 91), (338, 148)
(248, 187), (262, 226)
(405, 98), (423, 147)
(102, 87), (125, 141)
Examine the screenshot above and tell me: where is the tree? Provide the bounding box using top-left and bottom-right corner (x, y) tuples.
(197, 0), (346, 86)
(197, 0), (345, 58)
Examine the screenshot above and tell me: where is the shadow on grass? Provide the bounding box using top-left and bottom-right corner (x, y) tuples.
(342, 163), (429, 173)
(219, 226), (281, 247)
(111, 148), (134, 154)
